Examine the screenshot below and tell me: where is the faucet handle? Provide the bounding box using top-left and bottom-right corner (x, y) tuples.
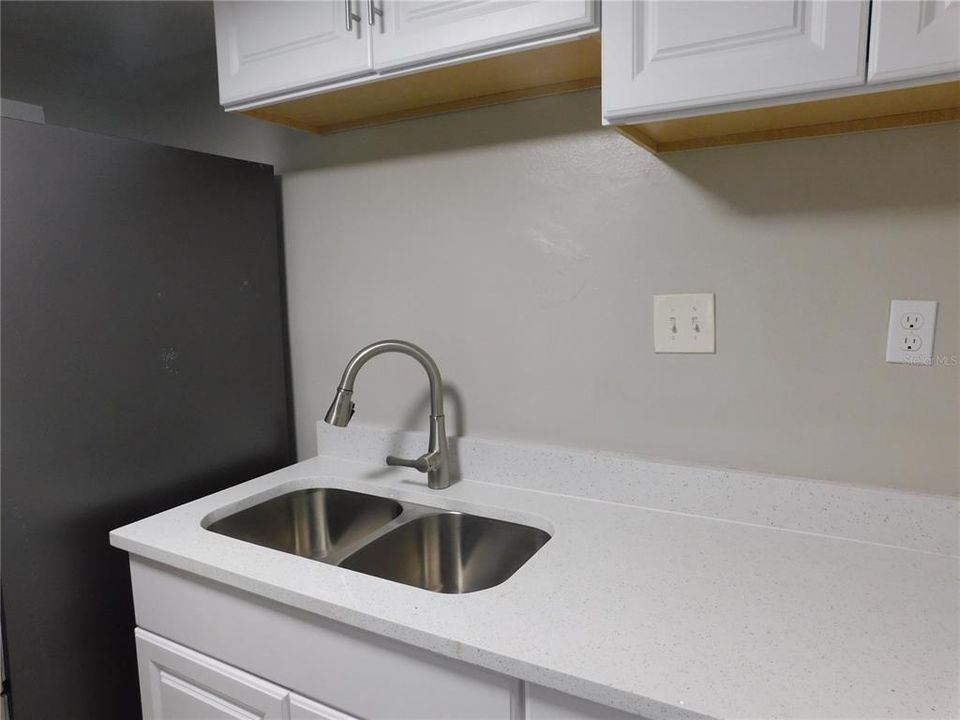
(386, 452), (439, 474)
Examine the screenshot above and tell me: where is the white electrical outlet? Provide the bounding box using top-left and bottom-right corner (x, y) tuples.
(886, 299), (937, 365)
(654, 293), (715, 353)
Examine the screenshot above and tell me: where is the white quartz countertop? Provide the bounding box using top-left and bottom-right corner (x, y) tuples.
(110, 425), (959, 720)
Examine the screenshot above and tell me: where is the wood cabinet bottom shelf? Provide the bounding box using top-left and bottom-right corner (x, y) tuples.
(616, 80), (960, 153)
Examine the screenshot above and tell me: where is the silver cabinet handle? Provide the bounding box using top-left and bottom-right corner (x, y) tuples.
(367, 0), (383, 26)
(345, 0), (361, 31)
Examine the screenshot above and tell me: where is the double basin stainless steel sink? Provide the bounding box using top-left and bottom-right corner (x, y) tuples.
(205, 488), (550, 594)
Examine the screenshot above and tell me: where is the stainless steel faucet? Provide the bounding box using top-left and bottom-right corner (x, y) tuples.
(324, 340), (451, 490)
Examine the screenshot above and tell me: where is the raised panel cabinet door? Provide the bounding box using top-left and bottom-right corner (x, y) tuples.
(602, 0), (870, 122)
(868, 0), (960, 84)
(135, 629), (288, 720)
(289, 693), (360, 720)
(370, 0), (597, 71)
(215, 1), (374, 107)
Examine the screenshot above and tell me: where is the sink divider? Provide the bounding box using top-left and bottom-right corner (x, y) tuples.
(316, 499), (444, 567)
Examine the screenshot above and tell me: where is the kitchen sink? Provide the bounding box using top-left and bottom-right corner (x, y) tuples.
(340, 512), (550, 594)
(205, 488), (550, 593)
(206, 488), (402, 561)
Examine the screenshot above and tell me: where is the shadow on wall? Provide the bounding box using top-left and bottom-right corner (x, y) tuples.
(656, 122), (960, 216)
(277, 89), (605, 173)
(281, 86), (960, 218)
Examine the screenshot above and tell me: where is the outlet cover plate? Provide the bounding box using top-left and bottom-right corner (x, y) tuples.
(886, 299), (937, 365)
(654, 293), (715, 353)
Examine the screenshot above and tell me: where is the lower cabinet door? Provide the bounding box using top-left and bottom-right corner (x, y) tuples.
(135, 628), (288, 720)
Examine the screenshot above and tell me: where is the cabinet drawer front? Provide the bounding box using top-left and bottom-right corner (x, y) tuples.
(135, 629), (288, 720)
(372, 0), (597, 71)
(602, 0), (869, 122)
(215, 1), (374, 106)
(868, 0), (960, 84)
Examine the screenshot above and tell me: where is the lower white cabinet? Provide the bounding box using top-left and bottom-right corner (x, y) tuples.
(129, 558), (639, 719)
(135, 629), (640, 720)
(130, 558), (522, 720)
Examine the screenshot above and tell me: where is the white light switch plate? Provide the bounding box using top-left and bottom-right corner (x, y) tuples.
(886, 299), (937, 365)
(654, 293), (715, 353)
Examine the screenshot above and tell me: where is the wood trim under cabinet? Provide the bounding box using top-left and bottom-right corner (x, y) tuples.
(617, 80), (960, 153)
(243, 35), (600, 135)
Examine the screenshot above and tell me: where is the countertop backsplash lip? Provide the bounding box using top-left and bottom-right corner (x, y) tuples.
(316, 421), (960, 557)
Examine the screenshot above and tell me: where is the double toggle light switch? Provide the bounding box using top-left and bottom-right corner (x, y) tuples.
(653, 293), (716, 354)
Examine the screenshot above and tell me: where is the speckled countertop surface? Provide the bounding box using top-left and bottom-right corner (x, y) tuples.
(111, 425), (959, 720)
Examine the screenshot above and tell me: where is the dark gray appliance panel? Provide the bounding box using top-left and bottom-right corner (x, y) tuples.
(1, 118), (293, 720)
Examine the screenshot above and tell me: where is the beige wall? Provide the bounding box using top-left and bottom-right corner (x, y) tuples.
(5, 7), (956, 495)
(282, 90), (959, 496)
(10, 22), (955, 497)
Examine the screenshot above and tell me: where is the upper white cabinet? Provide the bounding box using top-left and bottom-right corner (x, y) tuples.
(371, 0), (597, 71)
(214, 2), (374, 106)
(214, 0), (599, 109)
(602, 0), (870, 122)
(868, 0), (960, 84)
(213, 0), (956, 150)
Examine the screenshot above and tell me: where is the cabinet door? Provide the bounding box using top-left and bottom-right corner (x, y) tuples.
(868, 0), (960, 84)
(602, 0), (870, 122)
(215, 1), (374, 107)
(371, 1), (597, 71)
(290, 693), (359, 720)
(135, 629), (288, 720)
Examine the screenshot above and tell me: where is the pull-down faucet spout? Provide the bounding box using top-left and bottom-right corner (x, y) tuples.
(324, 340), (451, 490)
